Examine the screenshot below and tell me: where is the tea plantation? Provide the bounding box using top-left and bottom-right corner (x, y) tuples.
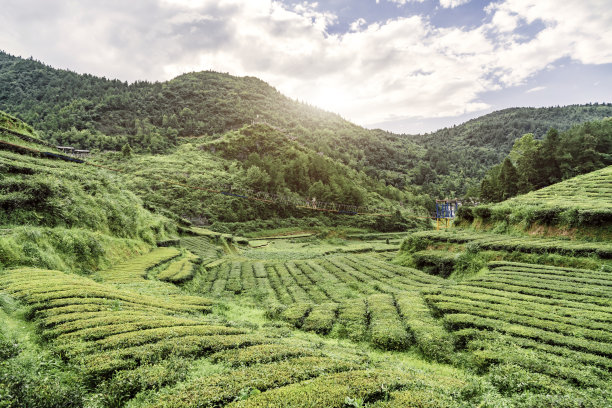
(1, 116), (611, 407)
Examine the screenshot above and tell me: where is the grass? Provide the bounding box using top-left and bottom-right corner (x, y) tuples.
(459, 165), (612, 237)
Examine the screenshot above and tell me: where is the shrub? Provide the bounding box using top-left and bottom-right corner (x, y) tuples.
(456, 206), (474, 223)
(368, 294), (410, 351)
(412, 250), (458, 278)
(473, 206), (492, 220)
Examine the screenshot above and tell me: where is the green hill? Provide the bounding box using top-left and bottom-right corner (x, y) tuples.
(458, 165), (612, 238)
(2, 51), (610, 201)
(410, 105), (612, 197)
(92, 123), (430, 233)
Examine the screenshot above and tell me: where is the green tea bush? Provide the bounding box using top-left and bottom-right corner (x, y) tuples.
(301, 302), (338, 334)
(227, 369), (413, 408)
(210, 344), (316, 367)
(280, 303), (312, 328)
(99, 358), (189, 407)
(335, 299), (368, 342)
(367, 294), (410, 351)
(151, 357), (356, 408)
(395, 293), (453, 363)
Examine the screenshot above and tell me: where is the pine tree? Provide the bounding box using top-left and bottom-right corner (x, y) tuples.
(499, 158), (519, 200)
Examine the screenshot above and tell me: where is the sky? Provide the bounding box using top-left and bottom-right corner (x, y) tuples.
(1, 0), (611, 134)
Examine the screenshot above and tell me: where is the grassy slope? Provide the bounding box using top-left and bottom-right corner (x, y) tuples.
(459, 165), (612, 239)
(0, 113), (175, 273)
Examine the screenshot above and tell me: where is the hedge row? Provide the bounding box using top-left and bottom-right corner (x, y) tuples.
(301, 302), (338, 334)
(228, 370), (416, 408)
(426, 293), (612, 333)
(367, 294), (410, 351)
(280, 303), (312, 328)
(100, 247), (181, 283)
(210, 344), (317, 367)
(79, 334), (270, 382)
(157, 255), (198, 283)
(443, 313), (612, 358)
(447, 284), (612, 319)
(151, 357), (357, 408)
(432, 300), (612, 343)
(334, 299), (368, 342)
(404, 230), (612, 259)
(395, 292), (453, 362)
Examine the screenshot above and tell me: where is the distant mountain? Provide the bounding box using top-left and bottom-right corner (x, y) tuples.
(402, 105), (612, 198)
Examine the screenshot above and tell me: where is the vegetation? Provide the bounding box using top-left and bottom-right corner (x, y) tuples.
(3, 51), (611, 202)
(479, 119), (612, 203)
(460, 165), (612, 237)
(2, 56), (612, 407)
(90, 127), (429, 230)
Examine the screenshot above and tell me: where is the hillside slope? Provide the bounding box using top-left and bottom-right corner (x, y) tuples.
(0, 112), (174, 272)
(457, 165), (612, 239)
(92, 124), (431, 232)
(2, 51), (610, 200)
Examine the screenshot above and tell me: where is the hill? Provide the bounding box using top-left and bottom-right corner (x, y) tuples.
(458, 165), (612, 239)
(411, 105), (612, 198)
(92, 123), (430, 233)
(2, 51), (611, 201)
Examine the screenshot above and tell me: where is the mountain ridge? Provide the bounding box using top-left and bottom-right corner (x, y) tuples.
(2, 50), (611, 200)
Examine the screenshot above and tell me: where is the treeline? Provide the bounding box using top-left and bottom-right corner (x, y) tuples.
(479, 118), (612, 202)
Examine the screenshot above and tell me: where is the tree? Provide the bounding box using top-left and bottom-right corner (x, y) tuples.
(499, 157), (519, 200)
(509, 133), (541, 193)
(121, 143), (132, 158)
(246, 165), (271, 191)
(540, 128), (561, 185)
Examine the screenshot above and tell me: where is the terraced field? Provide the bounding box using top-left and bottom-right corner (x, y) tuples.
(407, 229), (612, 259)
(185, 253), (455, 352)
(425, 261), (612, 392)
(179, 235), (223, 265)
(0, 261), (471, 407)
(461, 165), (612, 234)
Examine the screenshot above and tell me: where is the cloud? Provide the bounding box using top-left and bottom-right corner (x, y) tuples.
(0, 0), (610, 129)
(439, 0), (471, 9)
(349, 18), (367, 32)
(526, 86), (546, 93)
(387, 0), (426, 5)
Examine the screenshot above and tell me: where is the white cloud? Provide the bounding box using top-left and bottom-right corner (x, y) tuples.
(387, 0), (426, 5)
(526, 86), (546, 93)
(0, 0), (610, 129)
(439, 0), (471, 9)
(349, 18), (367, 32)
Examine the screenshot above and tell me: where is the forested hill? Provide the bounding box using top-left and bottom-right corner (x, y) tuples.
(410, 105), (612, 198)
(0, 50), (361, 146)
(1, 50), (611, 200)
